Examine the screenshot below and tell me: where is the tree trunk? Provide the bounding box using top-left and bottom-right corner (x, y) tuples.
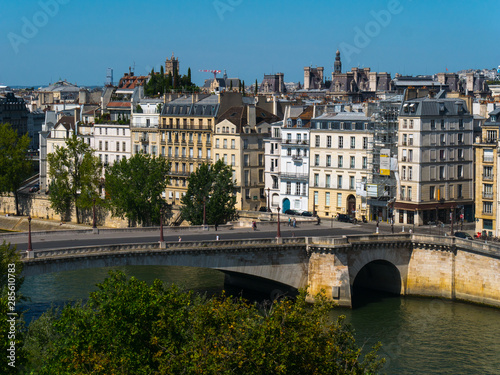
(14, 191), (19, 216)
(75, 205), (80, 224)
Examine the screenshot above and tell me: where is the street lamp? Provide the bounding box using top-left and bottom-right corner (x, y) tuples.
(276, 205), (281, 239)
(27, 215), (33, 253)
(450, 206), (454, 236)
(92, 197), (97, 229)
(267, 187), (271, 212)
(159, 206), (165, 245)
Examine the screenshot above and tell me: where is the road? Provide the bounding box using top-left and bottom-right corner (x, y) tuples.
(6, 221), (379, 252)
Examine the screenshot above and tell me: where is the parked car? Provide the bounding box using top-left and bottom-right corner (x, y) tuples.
(337, 214), (355, 223)
(454, 231), (473, 240)
(29, 184), (39, 193)
(301, 211), (313, 217)
(284, 209), (299, 215)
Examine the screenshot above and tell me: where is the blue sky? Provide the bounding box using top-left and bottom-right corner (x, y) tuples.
(0, 0), (498, 87)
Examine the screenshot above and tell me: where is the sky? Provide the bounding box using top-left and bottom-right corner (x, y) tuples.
(0, 0), (498, 87)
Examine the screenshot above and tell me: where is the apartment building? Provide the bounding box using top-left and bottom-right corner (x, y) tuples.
(280, 106), (313, 213)
(94, 123), (131, 170)
(474, 108), (500, 236)
(264, 121), (283, 211)
(394, 96), (474, 226)
(309, 112), (374, 220)
(158, 92), (243, 204)
(215, 105), (279, 210)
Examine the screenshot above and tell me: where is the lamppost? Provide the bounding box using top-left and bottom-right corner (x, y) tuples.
(450, 206), (454, 236)
(276, 205), (281, 239)
(159, 206), (165, 246)
(92, 197), (97, 230)
(267, 187), (271, 212)
(27, 215), (33, 256)
(203, 198), (206, 228)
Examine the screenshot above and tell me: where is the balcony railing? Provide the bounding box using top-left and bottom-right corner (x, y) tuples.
(482, 210), (494, 216)
(283, 139), (309, 145)
(279, 172), (309, 180)
(482, 192), (494, 199)
(292, 155), (303, 162)
(483, 174), (494, 181)
(483, 157), (494, 163)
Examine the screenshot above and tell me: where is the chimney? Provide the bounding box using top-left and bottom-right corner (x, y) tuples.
(247, 105), (256, 127)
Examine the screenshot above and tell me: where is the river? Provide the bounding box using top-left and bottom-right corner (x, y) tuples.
(19, 265), (500, 375)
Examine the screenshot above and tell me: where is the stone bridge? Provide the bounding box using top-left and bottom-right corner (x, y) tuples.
(21, 234), (500, 308)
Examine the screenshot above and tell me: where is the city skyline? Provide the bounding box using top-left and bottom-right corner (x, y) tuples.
(1, 0), (499, 87)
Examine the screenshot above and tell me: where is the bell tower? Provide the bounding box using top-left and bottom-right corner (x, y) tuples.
(334, 50), (341, 74)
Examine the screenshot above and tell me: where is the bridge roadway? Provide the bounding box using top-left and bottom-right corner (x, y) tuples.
(3, 220), (375, 252)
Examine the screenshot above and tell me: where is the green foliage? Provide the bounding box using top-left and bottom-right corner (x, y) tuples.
(145, 66), (197, 97)
(0, 123), (32, 215)
(47, 135), (102, 223)
(181, 160), (238, 225)
(486, 80), (500, 85)
(24, 271), (385, 374)
(255, 78), (259, 95)
(104, 153), (171, 226)
(0, 242), (25, 373)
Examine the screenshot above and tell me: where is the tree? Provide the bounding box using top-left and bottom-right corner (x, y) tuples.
(238, 79), (242, 92)
(230, 79), (233, 91)
(242, 80), (246, 96)
(104, 153), (171, 226)
(255, 78), (259, 95)
(181, 160), (238, 225)
(1, 242), (25, 373)
(187, 67), (192, 83)
(47, 135), (102, 224)
(24, 271), (385, 374)
(0, 123), (32, 216)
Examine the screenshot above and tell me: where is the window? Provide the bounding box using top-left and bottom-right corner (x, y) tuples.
(458, 133), (464, 144)
(215, 153), (219, 161)
(259, 169), (264, 182)
(430, 119), (435, 130)
(337, 193), (342, 207)
(116, 141), (120, 151)
(338, 155), (343, 168)
(407, 186), (412, 201)
(401, 186), (405, 200)
(189, 148), (193, 157)
(409, 119), (414, 129)
(326, 174), (331, 188)
(245, 189), (250, 199)
(244, 170), (249, 185)
(258, 154), (263, 166)
(315, 154), (320, 166)
(216, 139), (220, 148)
(286, 182), (291, 194)
(315, 135), (320, 147)
(327, 136), (332, 147)
(223, 139), (227, 149)
(350, 156), (355, 169)
(231, 139), (235, 149)
(350, 137), (355, 149)
(459, 119), (464, 129)
(99, 141), (102, 150)
(296, 182), (301, 196)
(439, 150), (445, 160)
(402, 166), (406, 179)
(122, 142), (126, 152)
(287, 148), (292, 156)
(408, 149), (413, 162)
(408, 134), (413, 145)
(402, 134), (407, 146)
(457, 184), (462, 198)
(161, 146), (165, 156)
(152, 146), (157, 155)
(457, 165), (463, 179)
(363, 137), (368, 149)
(314, 191), (319, 205)
(484, 202), (493, 214)
(484, 149), (494, 162)
(338, 136), (343, 148)
(326, 155), (331, 167)
(297, 134), (302, 143)
(402, 119), (407, 128)
(231, 155), (235, 166)
(484, 166), (493, 179)
(440, 134), (446, 144)
(430, 186), (435, 200)
(362, 157), (367, 169)
(198, 149), (202, 158)
(314, 174), (319, 187)
(244, 154), (249, 167)
(439, 166), (445, 179)
(243, 139), (248, 149)
(441, 119), (445, 129)
(337, 175), (343, 189)
(325, 192), (330, 206)
(182, 147), (186, 157)
(349, 176), (355, 190)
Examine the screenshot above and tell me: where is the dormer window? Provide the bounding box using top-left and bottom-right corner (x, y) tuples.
(297, 119), (302, 127)
(439, 102), (445, 112)
(287, 118), (292, 127)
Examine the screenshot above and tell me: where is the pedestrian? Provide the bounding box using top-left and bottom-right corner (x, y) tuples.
(216, 235), (220, 241)
(178, 236), (182, 242)
(288, 217), (291, 227)
(293, 218), (296, 228)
